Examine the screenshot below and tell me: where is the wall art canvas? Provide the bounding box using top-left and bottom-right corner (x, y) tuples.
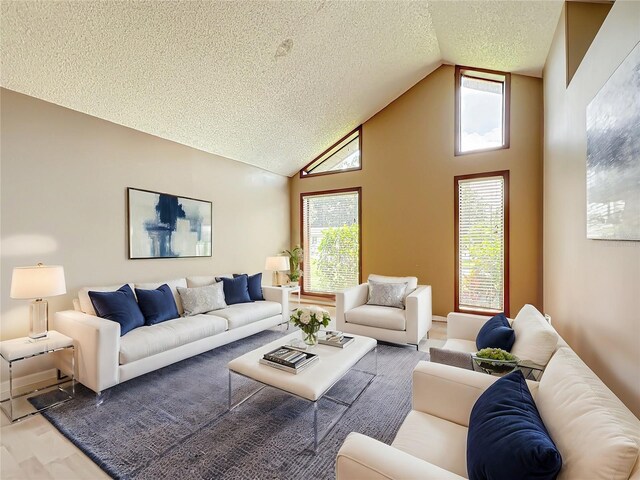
(128, 188), (212, 259)
(586, 41), (640, 241)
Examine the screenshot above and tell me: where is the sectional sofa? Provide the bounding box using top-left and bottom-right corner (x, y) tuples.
(54, 275), (289, 394)
(336, 308), (640, 479)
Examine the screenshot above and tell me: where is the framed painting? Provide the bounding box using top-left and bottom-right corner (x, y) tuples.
(127, 187), (212, 259)
(586, 41), (640, 241)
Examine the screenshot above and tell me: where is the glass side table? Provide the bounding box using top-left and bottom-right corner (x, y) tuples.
(471, 355), (545, 381)
(0, 330), (75, 422)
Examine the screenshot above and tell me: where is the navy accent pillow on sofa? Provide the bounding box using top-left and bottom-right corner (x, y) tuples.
(476, 313), (515, 351)
(88, 284), (145, 336)
(135, 284), (179, 325)
(220, 275), (252, 305)
(467, 370), (562, 480)
(233, 273), (264, 301)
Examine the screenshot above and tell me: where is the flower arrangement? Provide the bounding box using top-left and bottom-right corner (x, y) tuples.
(290, 306), (331, 345)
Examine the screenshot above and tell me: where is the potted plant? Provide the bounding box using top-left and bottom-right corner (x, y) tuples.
(290, 306), (331, 345)
(473, 348), (519, 374)
(282, 245), (303, 286)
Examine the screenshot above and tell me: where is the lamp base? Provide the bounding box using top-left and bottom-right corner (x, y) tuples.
(29, 299), (49, 341)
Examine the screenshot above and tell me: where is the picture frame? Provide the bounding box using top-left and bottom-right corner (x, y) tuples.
(127, 187), (213, 259)
(586, 42), (640, 241)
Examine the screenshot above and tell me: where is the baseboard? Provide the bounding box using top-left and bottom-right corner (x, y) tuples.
(433, 315), (447, 323)
(0, 368), (58, 398)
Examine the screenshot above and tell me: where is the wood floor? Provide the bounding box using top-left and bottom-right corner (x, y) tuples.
(0, 320), (447, 480)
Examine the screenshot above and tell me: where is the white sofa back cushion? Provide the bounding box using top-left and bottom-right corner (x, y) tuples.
(78, 283), (137, 316)
(510, 304), (558, 366)
(135, 279), (187, 315)
(537, 347), (640, 480)
(368, 274), (418, 299)
(186, 275), (233, 288)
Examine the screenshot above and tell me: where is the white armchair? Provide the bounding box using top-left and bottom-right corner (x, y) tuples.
(336, 275), (432, 348)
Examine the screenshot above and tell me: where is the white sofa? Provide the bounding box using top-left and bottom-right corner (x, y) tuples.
(54, 275), (289, 394)
(442, 305), (561, 368)
(336, 276), (432, 347)
(336, 315), (640, 480)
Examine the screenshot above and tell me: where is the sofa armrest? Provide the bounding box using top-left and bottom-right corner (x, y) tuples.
(336, 283), (368, 330)
(412, 361), (540, 426)
(412, 360), (499, 427)
(336, 432), (465, 480)
(406, 285), (432, 344)
(53, 310), (120, 393)
(446, 312), (493, 341)
(262, 286), (290, 323)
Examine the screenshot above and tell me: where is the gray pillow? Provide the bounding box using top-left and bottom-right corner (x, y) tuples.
(429, 347), (474, 370)
(177, 282), (227, 316)
(366, 280), (407, 309)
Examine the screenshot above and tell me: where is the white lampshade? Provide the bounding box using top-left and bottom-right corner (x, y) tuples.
(264, 256), (290, 271)
(10, 264), (67, 299)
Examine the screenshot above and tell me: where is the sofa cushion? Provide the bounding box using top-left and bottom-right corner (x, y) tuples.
(233, 273), (264, 301)
(476, 313), (515, 351)
(510, 304), (558, 366)
(119, 314), (228, 364)
(219, 275), (252, 305)
(135, 284), (180, 325)
(536, 347), (640, 480)
(177, 282), (227, 316)
(392, 410), (468, 478)
(441, 338), (478, 353)
(135, 279), (188, 316)
(368, 274), (418, 301)
(79, 283), (137, 316)
(367, 280), (406, 309)
(345, 304), (406, 331)
(211, 301), (281, 329)
(467, 370), (562, 480)
(88, 284), (145, 336)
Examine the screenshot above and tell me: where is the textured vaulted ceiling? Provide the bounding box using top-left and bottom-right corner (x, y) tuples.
(1, 1), (562, 176)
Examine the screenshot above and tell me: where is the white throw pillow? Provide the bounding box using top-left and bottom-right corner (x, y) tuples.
(367, 274), (418, 301)
(366, 280), (407, 309)
(177, 283), (227, 316)
(536, 348), (640, 480)
(510, 304), (558, 366)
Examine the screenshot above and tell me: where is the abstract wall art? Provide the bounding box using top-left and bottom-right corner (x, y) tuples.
(128, 188), (212, 259)
(586, 41), (640, 241)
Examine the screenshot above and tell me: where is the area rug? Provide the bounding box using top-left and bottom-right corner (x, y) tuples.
(37, 329), (427, 479)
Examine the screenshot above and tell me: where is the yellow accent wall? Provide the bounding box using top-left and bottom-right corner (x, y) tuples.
(290, 64), (543, 318)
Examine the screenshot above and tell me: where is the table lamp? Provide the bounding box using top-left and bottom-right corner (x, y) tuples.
(265, 256), (290, 286)
(10, 263), (66, 341)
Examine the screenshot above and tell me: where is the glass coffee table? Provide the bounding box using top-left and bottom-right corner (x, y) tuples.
(227, 331), (377, 452)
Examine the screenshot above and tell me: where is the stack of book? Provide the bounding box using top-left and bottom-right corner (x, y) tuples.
(318, 330), (355, 348)
(259, 346), (318, 374)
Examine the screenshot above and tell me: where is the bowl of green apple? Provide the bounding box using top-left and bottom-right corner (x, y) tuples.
(473, 348), (519, 373)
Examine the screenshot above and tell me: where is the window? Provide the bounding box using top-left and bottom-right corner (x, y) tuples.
(455, 171), (509, 315)
(455, 66), (510, 155)
(301, 188), (361, 295)
(300, 127), (361, 178)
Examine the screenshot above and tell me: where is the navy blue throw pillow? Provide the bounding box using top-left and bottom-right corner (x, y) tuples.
(233, 273), (264, 301)
(476, 313), (515, 351)
(135, 284), (179, 325)
(220, 275), (252, 305)
(88, 284), (145, 336)
(467, 370), (562, 480)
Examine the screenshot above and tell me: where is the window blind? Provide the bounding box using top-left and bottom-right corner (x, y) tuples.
(457, 175), (506, 312)
(302, 190), (360, 294)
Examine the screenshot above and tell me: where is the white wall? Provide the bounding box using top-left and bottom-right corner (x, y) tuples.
(543, 2), (640, 417)
(1, 88), (289, 378)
